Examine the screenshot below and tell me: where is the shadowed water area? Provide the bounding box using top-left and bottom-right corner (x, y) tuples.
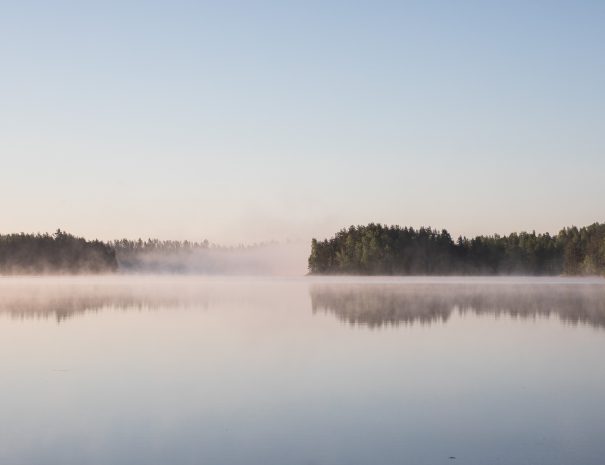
(1, 276), (605, 465)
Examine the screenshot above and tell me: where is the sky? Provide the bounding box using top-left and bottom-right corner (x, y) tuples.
(1, 1), (604, 244)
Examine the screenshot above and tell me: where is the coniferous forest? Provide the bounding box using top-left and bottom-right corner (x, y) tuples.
(1, 224), (605, 275)
(0, 230), (117, 274)
(0, 232), (282, 274)
(308, 223), (605, 276)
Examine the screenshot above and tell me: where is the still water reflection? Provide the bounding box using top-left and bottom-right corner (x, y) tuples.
(310, 280), (605, 328)
(1, 276), (604, 465)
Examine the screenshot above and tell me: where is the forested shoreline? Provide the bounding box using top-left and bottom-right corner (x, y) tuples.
(2, 224), (605, 276)
(0, 230), (117, 274)
(0, 231), (286, 275)
(308, 223), (605, 276)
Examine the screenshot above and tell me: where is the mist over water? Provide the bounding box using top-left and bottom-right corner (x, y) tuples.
(3, 0), (604, 463)
(1, 276), (605, 465)
(115, 242), (310, 276)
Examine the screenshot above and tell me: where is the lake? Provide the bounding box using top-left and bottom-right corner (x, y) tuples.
(1, 276), (605, 465)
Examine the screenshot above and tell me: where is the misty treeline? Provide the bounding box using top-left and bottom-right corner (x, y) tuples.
(0, 230), (117, 274)
(110, 238), (289, 274)
(308, 223), (605, 275)
(0, 231), (298, 275)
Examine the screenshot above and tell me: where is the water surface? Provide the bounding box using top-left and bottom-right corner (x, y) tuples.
(1, 276), (604, 465)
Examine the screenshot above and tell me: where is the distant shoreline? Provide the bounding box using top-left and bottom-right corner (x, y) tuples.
(2, 222), (604, 276)
(0, 231), (304, 275)
(309, 222), (605, 276)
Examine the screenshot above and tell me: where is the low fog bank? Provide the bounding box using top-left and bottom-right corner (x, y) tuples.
(0, 231), (310, 276)
(114, 242), (309, 276)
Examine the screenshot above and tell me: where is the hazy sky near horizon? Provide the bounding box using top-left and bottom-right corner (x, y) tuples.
(1, 1), (604, 244)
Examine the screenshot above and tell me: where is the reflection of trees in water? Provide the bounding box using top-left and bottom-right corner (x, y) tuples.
(3, 280), (605, 329)
(310, 283), (605, 329)
(0, 283), (210, 322)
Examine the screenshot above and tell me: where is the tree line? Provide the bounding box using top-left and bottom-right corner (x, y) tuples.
(2, 224), (604, 275)
(0, 230), (117, 274)
(0, 231), (281, 274)
(308, 223), (605, 275)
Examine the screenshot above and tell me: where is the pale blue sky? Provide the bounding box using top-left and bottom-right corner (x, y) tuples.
(1, 1), (603, 243)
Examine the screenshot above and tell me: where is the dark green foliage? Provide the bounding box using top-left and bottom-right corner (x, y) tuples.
(0, 230), (117, 274)
(309, 223), (605, 276)
(557, 224), (605, 275)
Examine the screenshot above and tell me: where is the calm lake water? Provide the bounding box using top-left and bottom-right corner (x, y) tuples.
(1, 276), (605, 465)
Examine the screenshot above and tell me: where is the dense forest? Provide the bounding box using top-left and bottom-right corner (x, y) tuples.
(308, 223), (605, 276)
(0, 230), (117, 274)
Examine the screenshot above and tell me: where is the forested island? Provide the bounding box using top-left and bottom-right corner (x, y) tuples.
(308, 223), (605, 276)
